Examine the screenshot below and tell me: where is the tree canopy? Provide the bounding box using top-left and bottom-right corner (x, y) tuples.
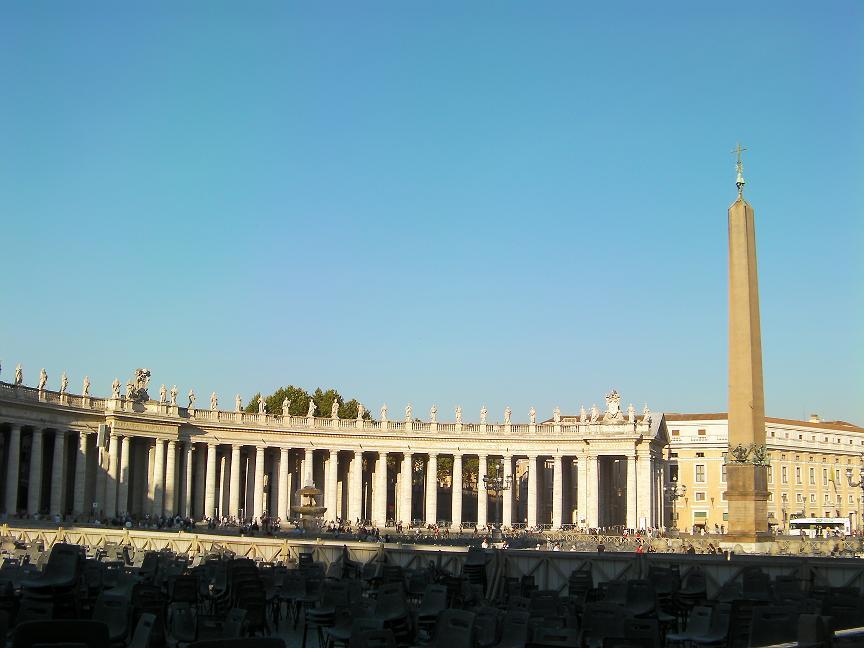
(246, 385), (369, 420)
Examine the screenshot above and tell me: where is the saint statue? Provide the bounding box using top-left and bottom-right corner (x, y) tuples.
(14, 364), (22, 386)
(170, 385), (178, 406)
(529, 407), (536, 424)
(235, 394), (243, 412)
(307, 398), (316, 418)
(405, 404), (412, 421)
(430, 405), (437, 423)
(455, 406), (462, 423)
(590, 404), (599, 423)
(282, 397), (290, 415)
(259, 397), (267, 415)
(603, 389), (624, 423)
(82, 376), (90, 397)
(38, 368), (47, 391)
(504, 407), (512, 425)
(210, 392), (218, 410)
(627, 403), (636, 424)
(331, 400), (340, 419)
(642, 404), (652, 426)
(126, 381), (134, 399)
(356, 402), (365, 420)
(59, 372), (68, 394)
(159, 384), (167, 404)
(480, 405), (488, 424)
(380, 403), (387, 421)
(112, 378), (121, 399)
(553, 406), (561, 424)
(579, 405), (587, 423)
(188, 389), (196, 409)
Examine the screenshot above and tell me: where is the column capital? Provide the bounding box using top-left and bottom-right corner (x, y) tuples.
(428, 452), (438, 459)
(477, 452), (488, 460)
(167, 439), (177, 448)
(329, 448), (339, 457)
(526, 453), (539, 460)
(354, 449), (363, 457)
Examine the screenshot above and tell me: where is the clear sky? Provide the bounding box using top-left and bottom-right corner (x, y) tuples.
(1, 2), (861, 424)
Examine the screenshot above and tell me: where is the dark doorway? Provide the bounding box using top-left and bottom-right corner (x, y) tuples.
(598, 456), (627, 528)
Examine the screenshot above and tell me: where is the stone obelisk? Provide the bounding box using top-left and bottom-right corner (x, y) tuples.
(725, 144), (770, 545)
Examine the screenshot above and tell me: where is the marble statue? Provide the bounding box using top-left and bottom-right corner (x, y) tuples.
(627, 403), (636, 424)
(282, 397), (290, 415)
(126, 381), (134, 399)
(480, 406), (488, 424)
(331, 400), (340, 419)
(642, 404), (652, 426)
(59, 372), (68, 394)
(307, 399), (316, 418)
(14, 364), (22, 386)
(356, 402), (365, 420)
(455, 406), (462, 423)
(259, 397), (267, 415)
(380, 404), (387, 421)
(170, 385), (178, 406)
(529, 407), (536, 424)
(236, 394), (243, 412)
(210, 392), (218, 410)
(82, 376), (90, 397)
(188, 389), (196, 409)
(603, 389), (624, 423)
(553, 406), (561, 424)
(580, 405), (587, 423)
(590, 404), (599, 423)
(405, 404), (412, 421)
(504, 407), (512, 425)
(112, 378), (121, 399)
(430, 405), (437, 423)
(159, 384), (167, 404)
(38, 368), (47, 391)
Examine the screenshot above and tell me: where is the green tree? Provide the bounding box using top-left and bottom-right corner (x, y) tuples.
(246, 384), (371, 419)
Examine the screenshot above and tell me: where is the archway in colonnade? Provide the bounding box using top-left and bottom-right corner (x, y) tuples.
(598, 455), (627, 528)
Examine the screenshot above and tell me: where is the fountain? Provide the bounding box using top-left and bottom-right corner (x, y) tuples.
(291, 483), (327, 533)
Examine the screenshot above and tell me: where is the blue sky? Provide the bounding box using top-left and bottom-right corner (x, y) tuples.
(1, 2), (861, 424)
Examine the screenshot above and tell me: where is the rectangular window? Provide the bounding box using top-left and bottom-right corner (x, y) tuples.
(722, 453), (727, 483)
(694, 511), (707, 518)
(837, 495), (842, 505)
(824, 494), (830, 504)
(698, 429), (706, 436)
(768, 492), (774, 502)
(671, 429), (679, 436)
(695, 465), (706, 483)
(795, 467), (801, 484)
(850, 495), (854, 504)
(796, 493), (804, 503)
(696, 452), (705, 458)
(767, 466), (773, 483)
(782, 466), (788, 484)
(810, 493), (815, 503)
(695, 492), (706, 501)
(809, 468), (815, 485)
(823, 469), (828, 486)
(670, 465), (679, 482)
(836, 469), (841, 482)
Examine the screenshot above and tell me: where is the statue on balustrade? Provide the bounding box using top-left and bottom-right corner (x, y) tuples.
(530, 407), (536, 424)
(405, 404), (412, 421)
(38, 368), (47, 391)
(480, 405), (488, 424)
(282, 397), (290, 415)
(356, 402), (365, 420)
(580, 405), (587, 423)
(380, 403), (387, 421)
(188, 389), (196, 409)
(307, 398), (316, 418)
(259, 397), (267, 415)
(126, 381), (134, 399)
(82, 376), (90, 397)
(553, 406), (561, 424)
(590, 404), (599, 423)
(642, 404), (652, 426)
(159, 384), (167, 403)
(210, 392), (218, 411)
(112, 378), (121, 399)
(170, 385), (178, 406)
(504, 407), (512, 425)
(60, 372), (68, 394)
(603, 389), (624, 423)
(331, 400), (340, 419)
(15, 364), (22, 386)
(236, 394), (243, 412)
(430, 404), (437, 423)
(455, 406), (462, 423)
(628, 403), (636, 424)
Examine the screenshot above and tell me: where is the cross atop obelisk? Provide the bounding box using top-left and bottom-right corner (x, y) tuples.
(732, 143), (748, 197)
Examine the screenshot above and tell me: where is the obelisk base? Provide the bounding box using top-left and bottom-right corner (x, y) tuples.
(724, 463), (771, 547)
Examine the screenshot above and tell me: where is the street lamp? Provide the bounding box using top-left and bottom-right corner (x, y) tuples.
(483, 458), (513, 542)
(664, 482), (686, 535)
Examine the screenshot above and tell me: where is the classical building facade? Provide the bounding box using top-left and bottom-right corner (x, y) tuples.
(667, 414), (864, 532)
(0, 371), (668, 530)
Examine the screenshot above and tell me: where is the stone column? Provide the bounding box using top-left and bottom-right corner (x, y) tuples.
(577, 454), (588, 526)
(326, 450), (338, 522)
(636, 451), (651, 529)
(205, 443), (218, 519)
(425, 453), (438, 525)
(373, 451), (387, 527)
(526, 454), (538, 528)
(72, 432), (89, 517)
(304, 447), (314, 487)
(587, 455), (599, 528)
(49, 431), (66, 518)
(278, 447), (290, 520)
(165, 441), (177, 516)
(502, 455), (513, 528)
(451, 453), (462, 531)
(350, 451), (363, 522)
(229, 445), (241, 519)
(184, 443), (194, 518)
(400, 452), (412, 525)
(253, 446), (265, 519)
(477, 454), (488, 527)
(626, 453), (637, 530)
(27, 429), (43, 516)
(152, 440), (166, 516)
(5, 425), (21, 516)
(104, 432), (119, 518)
(552, 454), (563, 529)
(118, 436), (130, 516)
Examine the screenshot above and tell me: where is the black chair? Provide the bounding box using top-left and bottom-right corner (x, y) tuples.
(12, 620), (110, 648)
